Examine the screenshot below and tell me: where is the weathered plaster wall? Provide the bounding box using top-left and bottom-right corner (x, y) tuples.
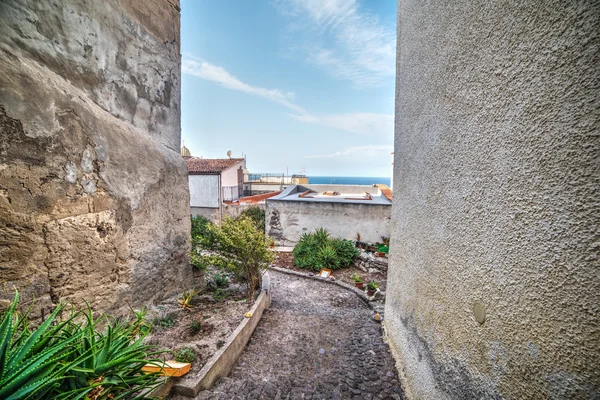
(385, 1), (600, 399)
(0, 0), (191, 315)
(265, 201), (391, 245)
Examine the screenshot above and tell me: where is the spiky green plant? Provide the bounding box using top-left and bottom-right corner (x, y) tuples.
(0, 292), (89, 400)
(293, 229), (359, 271)
(316, 244), (339, 269)
(0, 292), (164, 400)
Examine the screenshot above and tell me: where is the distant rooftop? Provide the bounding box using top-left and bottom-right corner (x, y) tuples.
(186, 157), (244, 174)
(224, 191), (282, 205)
(268, 184), (392, 205)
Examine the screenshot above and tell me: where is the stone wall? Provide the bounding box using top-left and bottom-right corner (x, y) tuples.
(0, 0), (192, 316)
(265, 200), (391, 246)
(385, 1), (600, 399)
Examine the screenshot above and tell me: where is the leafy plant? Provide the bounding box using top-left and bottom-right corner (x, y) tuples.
(189, 319), (202, 335)
(351, 273), (364, 283)
(213, 288), (229, 302)
(178, 289), (198, 311)
(239, 206), (265, 232)
(377, 245), (389, 254)
(293, 229), (359, 271)
(0, 291), (164, 400)
(191, 215), (214, 248)
(195, 216), (274, 300)
(130, 306), (152, 336)
(173, 347), (196, 364)
(317, 244), (339, 269)
(212, 272), (229, 289)
(153, 312), (175, 329)
(367, 281), (379, 291)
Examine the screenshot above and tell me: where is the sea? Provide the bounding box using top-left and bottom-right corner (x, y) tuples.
(308, 176), (391, 186)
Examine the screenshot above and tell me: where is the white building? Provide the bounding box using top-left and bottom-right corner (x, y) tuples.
(186, 156), (246, 221)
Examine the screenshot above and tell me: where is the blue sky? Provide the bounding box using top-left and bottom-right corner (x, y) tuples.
(180, 0), (396, 177)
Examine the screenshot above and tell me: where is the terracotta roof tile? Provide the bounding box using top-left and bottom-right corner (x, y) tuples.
(223, 191), (282, 206)
(376, 184), (393, 201)
(186, 158), (244, 174)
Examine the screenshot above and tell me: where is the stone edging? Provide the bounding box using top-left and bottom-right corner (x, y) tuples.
(268, 265), (376, 309)
(151, 271), (272, 398)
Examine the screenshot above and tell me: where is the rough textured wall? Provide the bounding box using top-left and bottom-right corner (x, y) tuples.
(265, 201), (391, 245)
(385, 1), (600, 399)
(0, 0), (192, 315)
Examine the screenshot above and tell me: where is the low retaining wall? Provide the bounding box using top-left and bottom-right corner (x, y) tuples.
(152, 272), (272, 398)
(354, 250), (388, 273)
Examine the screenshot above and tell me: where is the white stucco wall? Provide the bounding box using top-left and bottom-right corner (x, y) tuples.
(265, 200), (391, 246)
(385, 1), (600, 399)
(189, 174), (219, 208)
(221, 161), (244, 187)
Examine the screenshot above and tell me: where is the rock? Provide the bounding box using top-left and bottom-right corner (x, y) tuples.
(0, 0), (192, 315)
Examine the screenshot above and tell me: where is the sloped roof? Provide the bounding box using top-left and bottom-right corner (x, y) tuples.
(186, 157), (244, 174)
(375, 184), (393, 201)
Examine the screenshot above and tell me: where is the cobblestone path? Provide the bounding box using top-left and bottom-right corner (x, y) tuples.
(189, 271), (404, 400)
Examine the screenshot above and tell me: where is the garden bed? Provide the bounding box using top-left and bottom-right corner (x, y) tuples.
(274, 252), (388, 293)
(144, 268), (256, 379)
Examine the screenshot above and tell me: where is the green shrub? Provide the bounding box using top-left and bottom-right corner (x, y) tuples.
(191, 215), (216, 249)
(293, 228), (359, 271)
(0, 291), (163, 400)
(189, 319), (202, 335)
(195, 216), (274, 299)
(212, 272), (229, 288)
(153, 313), (175, 329)
(173, 347), (196, 364)
(213, 288), (229, 302)
(238, 206), (265, 232)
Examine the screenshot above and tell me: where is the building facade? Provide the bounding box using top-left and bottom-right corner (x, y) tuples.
(385, 1), (600, 398)
(186, 157), (246, 221)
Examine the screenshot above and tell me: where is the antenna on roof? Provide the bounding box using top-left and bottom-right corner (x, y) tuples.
(227, 150), (232, 159)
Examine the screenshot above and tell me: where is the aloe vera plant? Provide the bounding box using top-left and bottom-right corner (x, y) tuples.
(0, 292), (164, 400)
(0, 291), (89, 400)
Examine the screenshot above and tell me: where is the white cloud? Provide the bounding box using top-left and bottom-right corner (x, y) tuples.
(278, 0), (396, 86)
(289, 112), (393, 136)
(182, 57), (393, 137)
(182, 58), (306, 113)
(305, 144), (393, 159)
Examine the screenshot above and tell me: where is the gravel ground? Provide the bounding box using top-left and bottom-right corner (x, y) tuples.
(175, 270), (404, 400)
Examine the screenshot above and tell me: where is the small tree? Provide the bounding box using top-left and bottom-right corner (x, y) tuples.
(196, 215), (274, 299)
(239, 206), (265, 232)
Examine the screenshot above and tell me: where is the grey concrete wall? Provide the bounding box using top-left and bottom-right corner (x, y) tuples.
(191, 206), (220, 223)
(0, 0), (191, 315)
(265, 200), (391, 245)
(385, 1), (600, 399)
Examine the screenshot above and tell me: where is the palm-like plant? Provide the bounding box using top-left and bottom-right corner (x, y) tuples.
(0, 292), (164, 400)
(0, 292), (89, 400)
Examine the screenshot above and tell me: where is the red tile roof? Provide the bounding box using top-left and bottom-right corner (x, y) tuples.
(186, 157), (244, 174)
(223, 191), (282, 205)
(376, 184), (393, 201)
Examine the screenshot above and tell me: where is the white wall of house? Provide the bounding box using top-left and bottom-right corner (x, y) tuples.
(221, 161), (244, 187)
(189, 174), (219, 208)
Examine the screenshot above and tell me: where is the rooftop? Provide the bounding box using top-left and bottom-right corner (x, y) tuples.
(224, 191), (282, 205)
(268, 184), (392, 205)
(186, 157), (244, 174)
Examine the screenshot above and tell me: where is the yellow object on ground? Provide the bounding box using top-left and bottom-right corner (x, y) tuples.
(142, 360), (191, 377)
